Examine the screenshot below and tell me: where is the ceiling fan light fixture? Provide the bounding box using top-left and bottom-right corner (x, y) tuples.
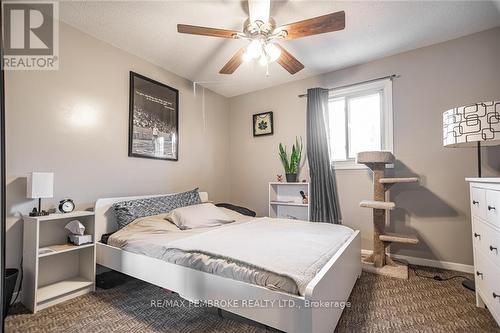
(246, 39), (263, 59)
(245, 41), (281, 66)
(264, 43), (281, 62)
(242, 51), (253, 62)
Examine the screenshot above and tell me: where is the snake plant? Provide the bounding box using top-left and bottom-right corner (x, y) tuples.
(278, 137), (303, 175)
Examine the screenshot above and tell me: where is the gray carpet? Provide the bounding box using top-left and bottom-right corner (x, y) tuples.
(5, 266), (500, 333)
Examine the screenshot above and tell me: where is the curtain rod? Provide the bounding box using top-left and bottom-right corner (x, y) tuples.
(297, 74), (400, 98)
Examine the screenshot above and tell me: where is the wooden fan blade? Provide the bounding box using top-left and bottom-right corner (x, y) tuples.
(278, 11), (345, 40)
(177, 24), (239, 39)
(275, 44), (304, 75)
(219, 48), (246, 74)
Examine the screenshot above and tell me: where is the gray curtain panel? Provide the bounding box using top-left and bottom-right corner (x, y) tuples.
(306, 88), (342, 224)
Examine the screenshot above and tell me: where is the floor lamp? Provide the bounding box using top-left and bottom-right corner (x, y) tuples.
(443, 100), (500, 291)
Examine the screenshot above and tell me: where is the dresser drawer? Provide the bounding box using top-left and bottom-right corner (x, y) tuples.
(475, 251), (500, 322)
(486, 189), (500, 228)
(472, 217), (487, 253)
(474, 251), (488, 296)
(471, 187), (486, 220)
(473, 218), (500, 270)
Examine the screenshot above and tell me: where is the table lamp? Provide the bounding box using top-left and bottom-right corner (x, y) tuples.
(443, 101), (500, 177)
(27, 172), (54, 216)
(443, 100), (500, 291)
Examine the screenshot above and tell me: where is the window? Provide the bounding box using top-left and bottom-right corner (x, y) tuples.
(327, 79), (393, 169)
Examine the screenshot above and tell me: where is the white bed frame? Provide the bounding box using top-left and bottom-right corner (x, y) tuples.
(95, 192), (361, 333)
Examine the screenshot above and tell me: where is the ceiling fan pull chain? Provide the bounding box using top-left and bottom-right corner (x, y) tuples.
(266, 63), (270, 77)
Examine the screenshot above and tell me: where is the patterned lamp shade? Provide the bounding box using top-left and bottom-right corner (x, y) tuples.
(443, 101), (500, 147)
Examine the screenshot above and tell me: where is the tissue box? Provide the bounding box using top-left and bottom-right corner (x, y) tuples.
(68, 234), (93, 246)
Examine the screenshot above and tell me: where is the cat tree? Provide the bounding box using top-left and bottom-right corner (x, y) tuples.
(357, 151), (419, 279)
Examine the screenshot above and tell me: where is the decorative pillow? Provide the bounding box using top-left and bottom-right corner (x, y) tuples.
(166, 203), (235, 230)
(113, 188), (201, 229)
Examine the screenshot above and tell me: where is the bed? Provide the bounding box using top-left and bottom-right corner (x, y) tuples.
(95, 191), (361, 333)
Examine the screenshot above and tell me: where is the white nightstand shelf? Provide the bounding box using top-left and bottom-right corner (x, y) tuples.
(37, 277), (94, 303)
(23, 211), (96, 313)
(269, 182), (310, 220)
(38, 243), (94, 258)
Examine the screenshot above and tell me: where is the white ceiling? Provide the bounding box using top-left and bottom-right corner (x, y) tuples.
(60, 1), (500, 97)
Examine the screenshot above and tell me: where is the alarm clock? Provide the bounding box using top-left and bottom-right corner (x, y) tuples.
(59, 199), (75, 213)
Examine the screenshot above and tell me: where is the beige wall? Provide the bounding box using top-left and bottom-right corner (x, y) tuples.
(5, 23), (231, 269)
(5, 22), (500, 271)
(228, 27), (500, 266)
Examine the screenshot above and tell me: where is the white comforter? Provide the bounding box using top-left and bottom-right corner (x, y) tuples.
(108, 210), (354, 295)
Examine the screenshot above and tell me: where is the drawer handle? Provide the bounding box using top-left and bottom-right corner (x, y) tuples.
(494, 292), (499, 299)
(488, 205), (496, 211)
(472, 200), (479, 205)
(490, 245), (498, 253)
(476, 271), (483, 279)
(474, 233), (481, 239)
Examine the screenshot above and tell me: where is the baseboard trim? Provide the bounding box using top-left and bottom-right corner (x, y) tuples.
(361, 249), (474, 274)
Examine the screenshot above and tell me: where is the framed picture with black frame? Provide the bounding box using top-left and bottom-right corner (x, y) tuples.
(128, 71), (179, 161)
(253, 111), (274, 137)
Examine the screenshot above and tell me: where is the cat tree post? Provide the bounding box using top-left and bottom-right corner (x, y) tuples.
(357, 151), (419, 279)
(371, 163), (387, 267)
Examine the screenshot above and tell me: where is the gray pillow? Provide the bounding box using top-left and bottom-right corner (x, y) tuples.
(112, 188), (201, 229)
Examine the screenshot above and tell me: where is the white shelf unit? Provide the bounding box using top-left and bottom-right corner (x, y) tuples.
(269, 182), (310, 221)
(23, 211), (96, 313)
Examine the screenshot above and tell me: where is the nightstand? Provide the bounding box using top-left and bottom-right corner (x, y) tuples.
(22, 211), (96, 313)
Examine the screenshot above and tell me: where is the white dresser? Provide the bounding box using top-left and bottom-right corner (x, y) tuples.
(467, 178), (500, 325)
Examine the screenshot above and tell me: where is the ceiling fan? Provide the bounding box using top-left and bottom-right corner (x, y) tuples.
(177, 0), (345, 75)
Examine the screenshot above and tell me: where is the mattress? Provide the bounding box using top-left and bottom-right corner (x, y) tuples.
(108, 208), (354, 296)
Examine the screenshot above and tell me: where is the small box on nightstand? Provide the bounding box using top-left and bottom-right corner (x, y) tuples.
(68, 234), (93, 246)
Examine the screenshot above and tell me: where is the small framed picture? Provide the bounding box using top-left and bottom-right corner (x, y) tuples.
(253, 111), (274, 137)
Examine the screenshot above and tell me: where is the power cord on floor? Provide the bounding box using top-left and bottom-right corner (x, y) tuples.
(392, 257), (473, 283)
(409, 264), (472, 282)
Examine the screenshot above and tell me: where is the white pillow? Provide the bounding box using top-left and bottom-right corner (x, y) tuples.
(166, 203), (235, 230)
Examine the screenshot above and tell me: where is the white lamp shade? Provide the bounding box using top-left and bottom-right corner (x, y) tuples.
(27, 172), (54, 199)
(443, 101), (500, 148)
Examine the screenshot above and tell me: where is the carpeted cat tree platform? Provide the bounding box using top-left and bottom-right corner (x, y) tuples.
(357, 151), (419, 279)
